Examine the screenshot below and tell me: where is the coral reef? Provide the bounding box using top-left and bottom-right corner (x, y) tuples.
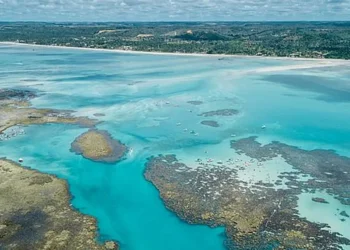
(199, 109), (239, 117)
(231, 137), (350, 205)
(187, 101), (203, 105)
(0, 159), (118, 250)
(200, 120), (219, 127)
(71, 129), (128, 164)
(0, 89), (98, 134)
(145, 149), (350, 249)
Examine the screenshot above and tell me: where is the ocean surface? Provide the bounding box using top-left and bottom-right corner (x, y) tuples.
(0, 44), (349, 250)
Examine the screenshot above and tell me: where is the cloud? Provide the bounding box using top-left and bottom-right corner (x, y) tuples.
(0, 0), (349, 21)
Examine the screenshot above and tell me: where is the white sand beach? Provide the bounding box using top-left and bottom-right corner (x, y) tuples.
(2, 41), (350, 64)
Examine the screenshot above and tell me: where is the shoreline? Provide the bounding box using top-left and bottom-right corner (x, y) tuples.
(1, 41), (349, 62)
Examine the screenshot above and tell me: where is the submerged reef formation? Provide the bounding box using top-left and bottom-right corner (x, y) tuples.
(340, 211), (349, 218)
(93, 113), (106, 117)
(187, 101), (203, 105)
(199, 109), (239, 117)
(0, 159), (118, 250)
(70, 129), (128, 164)
(0, 89), (98, 135)
(312, 197), (329, 204)
(200, 120), (219, 127)
(145, 137), (350, 249)
(0, 89), (36, 101)
(231, 137), (350, 206)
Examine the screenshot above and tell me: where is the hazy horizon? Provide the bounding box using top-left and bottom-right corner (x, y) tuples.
(1, 0), (350, 22)
(1, 20), (350, 23)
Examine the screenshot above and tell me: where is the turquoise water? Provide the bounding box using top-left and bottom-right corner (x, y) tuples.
(1, 44), (350, 249)
(0, 124), (225, 250)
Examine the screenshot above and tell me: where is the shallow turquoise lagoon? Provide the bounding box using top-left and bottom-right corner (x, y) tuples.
(1, 44), (350, 249)
(0, 124), (226, 250)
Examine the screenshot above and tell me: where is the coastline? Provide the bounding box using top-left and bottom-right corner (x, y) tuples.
(1, 41), (349, 62)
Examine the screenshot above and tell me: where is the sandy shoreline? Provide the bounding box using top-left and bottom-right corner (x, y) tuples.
(1, 41), (349, 62)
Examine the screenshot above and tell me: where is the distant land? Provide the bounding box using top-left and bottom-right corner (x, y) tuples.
(1, 22), (350, 59)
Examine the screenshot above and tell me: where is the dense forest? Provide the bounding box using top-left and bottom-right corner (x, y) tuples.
(1, 22), (350, 59)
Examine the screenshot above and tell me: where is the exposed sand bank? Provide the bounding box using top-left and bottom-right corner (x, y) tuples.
(245, 61), (348, 74)
(70, 129), (128, 164)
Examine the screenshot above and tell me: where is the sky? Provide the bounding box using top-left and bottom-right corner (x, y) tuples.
(0, 0), (349, 22)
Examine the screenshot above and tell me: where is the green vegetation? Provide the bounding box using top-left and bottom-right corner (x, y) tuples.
(1, 22), (350, 59)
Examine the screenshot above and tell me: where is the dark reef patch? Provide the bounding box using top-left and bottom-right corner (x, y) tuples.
(200, 120), (219, 127)
(93, 113), (106, 117)
(187, 101), (203, 105)
(340, 211), (349, 218)
(29, 175), (53, 186)
(1, 210), (48, 247)
(199, 109), (239, 117)
(0, 89), (36, 101)
(312, 197), (329, 204)
(20, 78), (39, 82)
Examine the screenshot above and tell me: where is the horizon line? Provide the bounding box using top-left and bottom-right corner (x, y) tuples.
(1, 20), (350, 23)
